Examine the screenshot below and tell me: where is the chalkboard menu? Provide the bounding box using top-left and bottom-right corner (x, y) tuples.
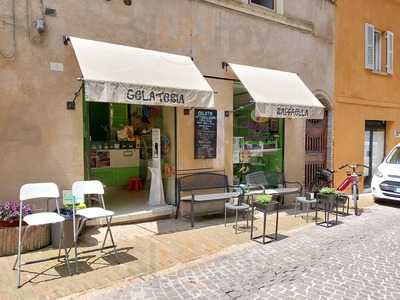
(194, 109), (217, 159)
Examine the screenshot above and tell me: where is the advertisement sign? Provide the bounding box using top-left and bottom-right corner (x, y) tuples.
(62, 190), (84, 206)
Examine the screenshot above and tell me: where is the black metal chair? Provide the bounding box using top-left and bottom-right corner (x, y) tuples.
(245, 171), (303, 205)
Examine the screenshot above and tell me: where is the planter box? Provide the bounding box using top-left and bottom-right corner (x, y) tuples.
(253, 201), (279, 213)
(0, 224), (50, 257)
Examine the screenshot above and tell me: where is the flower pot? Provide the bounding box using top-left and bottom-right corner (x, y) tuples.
(253, 200), (277, 212)
(317, 193), (337, 210)
(0, 224), (50, 257)
(0, 220), (19, 228)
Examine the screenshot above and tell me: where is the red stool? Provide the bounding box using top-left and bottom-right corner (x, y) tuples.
(128, 177), (143, 192)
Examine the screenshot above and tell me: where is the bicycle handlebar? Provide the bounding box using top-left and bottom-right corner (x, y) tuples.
(339, 164), (369, 170)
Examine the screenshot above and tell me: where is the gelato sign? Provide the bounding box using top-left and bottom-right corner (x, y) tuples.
(126, 89), (185, 104)
(84, 80), (213, 108)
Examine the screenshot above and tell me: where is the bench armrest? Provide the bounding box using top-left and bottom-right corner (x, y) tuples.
(284, 181), (303, 194)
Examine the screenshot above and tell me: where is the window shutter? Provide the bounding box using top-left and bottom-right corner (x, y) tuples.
(365, 23), (375, 70)
(387, 31), (394, 74)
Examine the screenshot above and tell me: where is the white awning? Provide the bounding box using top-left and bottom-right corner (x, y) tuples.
(69, 36), (214, 108)
(229, 63), (324, 119)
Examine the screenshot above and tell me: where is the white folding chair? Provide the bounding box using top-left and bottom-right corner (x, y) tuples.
(71, 180), (117, 273)
(13, 183), (71, 288)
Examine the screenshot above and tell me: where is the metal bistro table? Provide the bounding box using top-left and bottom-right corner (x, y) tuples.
(250, 200), (280, 244)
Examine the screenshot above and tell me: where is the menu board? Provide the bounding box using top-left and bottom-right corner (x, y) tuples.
(194, 109), (217, 159)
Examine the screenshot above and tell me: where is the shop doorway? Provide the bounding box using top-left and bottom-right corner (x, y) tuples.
(364, 121), (386, 189)
(304, 111), (328, 191)
(232, 82), (284, 184)
(84, 102), (176, 220)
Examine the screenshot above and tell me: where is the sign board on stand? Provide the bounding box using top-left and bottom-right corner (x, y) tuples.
(194, 109), (217, 159)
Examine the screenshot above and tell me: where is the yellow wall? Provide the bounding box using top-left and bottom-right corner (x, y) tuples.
(334, 0), (400, 185)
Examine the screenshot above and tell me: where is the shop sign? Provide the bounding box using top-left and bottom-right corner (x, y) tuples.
(84, 80), (213, 108)
(194, 109), (217, 159)
(127, 89), (185, 104)
(275, 106), (309, 118)
(62, 190), (84, 206)
(255, 103), (324, 119)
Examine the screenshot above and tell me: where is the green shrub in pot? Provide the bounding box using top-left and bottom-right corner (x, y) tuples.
(255, 194), (273, 205)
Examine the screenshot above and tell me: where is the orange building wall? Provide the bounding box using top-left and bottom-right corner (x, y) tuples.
(334, 0), (400, 186)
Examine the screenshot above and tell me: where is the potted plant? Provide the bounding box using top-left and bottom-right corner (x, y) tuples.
(317, 187), (345, 209)
(0, 201), (32, 228)
(253, 194), (273, 210)
(0, 201), (50, 257)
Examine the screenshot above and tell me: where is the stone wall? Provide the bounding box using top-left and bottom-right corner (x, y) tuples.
(0, 0), (335, 201)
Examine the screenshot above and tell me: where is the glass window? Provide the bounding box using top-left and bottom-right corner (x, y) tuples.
(373, 30), (382, 72)
(387, 147), (400, 164)
(232, 83), (283, 185)
(250, 0), (275, 10)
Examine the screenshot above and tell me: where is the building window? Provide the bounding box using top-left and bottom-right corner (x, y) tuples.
(249, 0), (275, 11)
(373, 30), (382, 72)
(365, 23), (394, 74)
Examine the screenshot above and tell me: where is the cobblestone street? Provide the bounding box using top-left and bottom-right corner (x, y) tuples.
(76, 204), (400, 300)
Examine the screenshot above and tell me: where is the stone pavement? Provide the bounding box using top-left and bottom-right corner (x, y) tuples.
(73, 201), (400, 300)
(0, 195), (375, 299)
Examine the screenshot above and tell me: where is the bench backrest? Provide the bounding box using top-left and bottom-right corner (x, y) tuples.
(178, 173), (228, 192)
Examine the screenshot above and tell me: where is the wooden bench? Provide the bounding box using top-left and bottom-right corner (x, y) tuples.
(175, 173), (241, 227)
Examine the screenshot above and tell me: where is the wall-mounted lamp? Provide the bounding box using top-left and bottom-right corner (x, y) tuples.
(222, 61), (229, 71)
(67, 84), (83, 110)
(33, 18), (46, 34)
(184, 109), (191, 115)
(63, 35), (70, 45)
(224, 111), (231, 117)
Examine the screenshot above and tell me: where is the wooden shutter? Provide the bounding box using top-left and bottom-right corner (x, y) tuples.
(387, 31), (394, 74)
(365, 23), (375, 70)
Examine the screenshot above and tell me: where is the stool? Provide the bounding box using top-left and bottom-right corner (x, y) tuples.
(295, 196), (317, 222)
(128, 177), (143, 192)
(225, 202), (250, 234)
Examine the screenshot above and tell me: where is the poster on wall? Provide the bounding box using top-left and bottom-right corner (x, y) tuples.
(194, 109), (217, 159)
(233, 137), (243, 164)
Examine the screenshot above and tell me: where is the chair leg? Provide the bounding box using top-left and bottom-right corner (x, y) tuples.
(58, 222), (63, 262)
(306, 203), (310, 223)
(101, 221), (110, 251)
(175, 199), (180, 219)
(73, 218), (80, 274)
(224, 206), (227, 227)
(16, 225), (29, 288)
(60, 222), (71, 276)
(190, 201), (194, 227)
(294, 200), (298, 217)
(106, 217), (117, 257)
(235, 209), (238, 234)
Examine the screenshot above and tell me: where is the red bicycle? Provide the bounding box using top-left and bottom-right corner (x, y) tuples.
(312, 163), (369, 216)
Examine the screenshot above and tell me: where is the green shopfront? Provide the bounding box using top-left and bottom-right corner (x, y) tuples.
(228, 63), (325, 187)
(68, 36), (214, 222)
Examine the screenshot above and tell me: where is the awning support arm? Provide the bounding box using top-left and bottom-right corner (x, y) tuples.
(63, 35), (70, 46)
(222, 61), (229, 71)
